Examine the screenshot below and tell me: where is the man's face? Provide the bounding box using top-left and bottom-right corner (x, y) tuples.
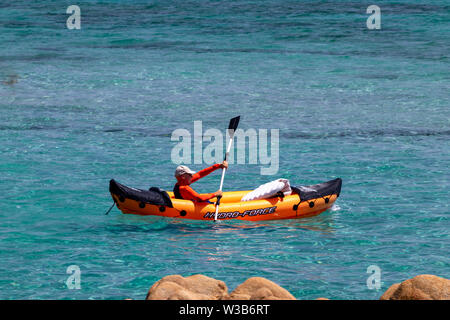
(183, 174), (192, 184)
(178, 173), (192, 185)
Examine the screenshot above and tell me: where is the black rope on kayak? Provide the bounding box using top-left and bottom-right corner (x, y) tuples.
(104, 202), (116, 215)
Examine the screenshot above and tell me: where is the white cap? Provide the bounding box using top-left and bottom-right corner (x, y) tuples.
(175, 165), (196, 177)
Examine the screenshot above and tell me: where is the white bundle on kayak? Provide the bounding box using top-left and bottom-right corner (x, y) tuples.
(241, 179), (292, 202)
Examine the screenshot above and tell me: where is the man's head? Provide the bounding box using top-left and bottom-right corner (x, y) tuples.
(175, 165), (195, 185)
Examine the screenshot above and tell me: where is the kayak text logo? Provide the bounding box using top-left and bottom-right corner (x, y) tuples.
(203, 206), (277, 220)
(171, 121), (279, 175)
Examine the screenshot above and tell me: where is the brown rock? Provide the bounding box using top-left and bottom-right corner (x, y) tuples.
(380, 275), (450, 300)
(146, 274), (228, 300)
(223, 293), (249, 300)
(226, 277), (296, 300)
(380, 283), (400, 300)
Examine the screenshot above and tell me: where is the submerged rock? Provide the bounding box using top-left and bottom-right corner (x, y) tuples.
(380, 275), (450, 300)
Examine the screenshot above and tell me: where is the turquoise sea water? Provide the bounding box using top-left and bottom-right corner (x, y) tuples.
(0, 0), (449, 299)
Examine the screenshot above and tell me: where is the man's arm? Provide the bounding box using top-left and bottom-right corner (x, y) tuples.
(190, 163), (222, 183)
(179, 185), (217, 202)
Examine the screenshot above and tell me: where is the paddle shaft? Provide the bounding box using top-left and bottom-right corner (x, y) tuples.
(214, 131), (235, 221)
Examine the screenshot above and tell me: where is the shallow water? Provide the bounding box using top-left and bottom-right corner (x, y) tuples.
(0, 0), (449, 299)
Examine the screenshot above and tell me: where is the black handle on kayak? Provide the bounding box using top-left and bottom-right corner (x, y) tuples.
(215, 195), (222, 206)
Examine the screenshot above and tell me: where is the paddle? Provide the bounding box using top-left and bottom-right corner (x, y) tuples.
(214, 116), (240, 221)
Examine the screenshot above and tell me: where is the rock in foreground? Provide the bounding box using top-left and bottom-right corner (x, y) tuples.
(380, 274), (450, 300)
(146, 275), (294, 300)
(146, 273), (450, 300)
(146, 274), (228, 300)
(226, 277), (296, 300)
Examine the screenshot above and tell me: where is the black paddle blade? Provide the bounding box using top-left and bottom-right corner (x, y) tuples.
(228, 116), (240, 131)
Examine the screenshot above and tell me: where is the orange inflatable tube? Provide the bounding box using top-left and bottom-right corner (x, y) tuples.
(109, 178), (342, 222)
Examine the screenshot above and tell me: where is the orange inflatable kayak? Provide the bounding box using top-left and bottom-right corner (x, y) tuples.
(109, 178), (342, 221)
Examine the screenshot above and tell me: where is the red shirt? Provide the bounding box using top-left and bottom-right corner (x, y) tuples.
(176, 163), (221, 202)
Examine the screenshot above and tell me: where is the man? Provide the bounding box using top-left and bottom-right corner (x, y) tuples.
(173, 161), (228, 202)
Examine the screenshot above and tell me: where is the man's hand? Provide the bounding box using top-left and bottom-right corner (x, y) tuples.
(219, 160), (228, 170)
(214, 190), (223, 197)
